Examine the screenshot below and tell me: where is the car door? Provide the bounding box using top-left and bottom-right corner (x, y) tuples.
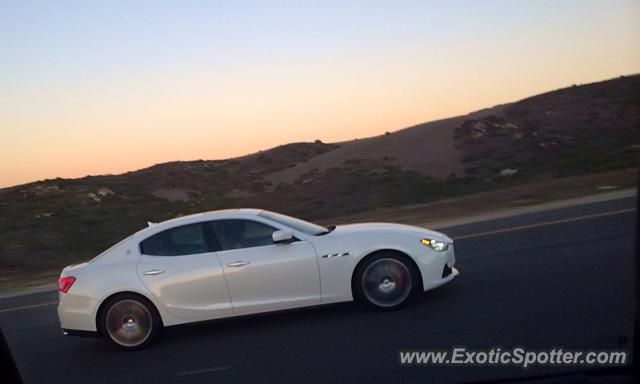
(208, 219), (321, 315)
(136, 221), (233, 321)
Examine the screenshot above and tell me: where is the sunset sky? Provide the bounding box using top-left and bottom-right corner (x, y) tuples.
(1, 0), (639, 188)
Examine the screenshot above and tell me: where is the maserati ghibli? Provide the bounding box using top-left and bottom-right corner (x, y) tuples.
(57, 209), (458, 349)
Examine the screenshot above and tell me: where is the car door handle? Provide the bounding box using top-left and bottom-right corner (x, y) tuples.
(143, 269), (165, 276)
(227, 261), (249, 267)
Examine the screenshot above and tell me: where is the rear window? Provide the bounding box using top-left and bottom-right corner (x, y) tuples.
(140, 223), (208, 256)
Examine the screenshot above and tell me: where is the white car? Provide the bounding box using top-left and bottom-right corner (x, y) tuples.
(57, 209), (458, 349)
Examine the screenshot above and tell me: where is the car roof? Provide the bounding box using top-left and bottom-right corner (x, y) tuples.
(144, 208), (264, 228)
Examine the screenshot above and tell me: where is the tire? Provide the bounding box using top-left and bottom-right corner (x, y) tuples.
(99, 293), (161, 350)
(353, 252), (416, 310)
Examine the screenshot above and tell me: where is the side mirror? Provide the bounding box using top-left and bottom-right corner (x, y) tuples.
(272, 230), (294, 244)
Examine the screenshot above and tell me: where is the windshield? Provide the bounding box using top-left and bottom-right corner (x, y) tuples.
(258, 210), (329, 236)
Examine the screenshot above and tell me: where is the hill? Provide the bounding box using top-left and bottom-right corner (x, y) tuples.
(1, 75), (638, 271)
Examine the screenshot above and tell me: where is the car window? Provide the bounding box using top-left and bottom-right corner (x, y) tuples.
(208, 219), (276, 251)
(140, 222), (209, 256)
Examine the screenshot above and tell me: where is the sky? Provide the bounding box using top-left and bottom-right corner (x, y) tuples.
(1, 0), (639, 188)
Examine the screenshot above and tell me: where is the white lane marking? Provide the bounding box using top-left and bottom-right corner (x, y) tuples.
(452, 208), (635, 240)
(174, 366), (231, 376)
(0, 301), (58, 314)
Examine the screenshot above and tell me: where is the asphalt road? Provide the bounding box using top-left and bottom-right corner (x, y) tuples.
(1, 196), (636, 384)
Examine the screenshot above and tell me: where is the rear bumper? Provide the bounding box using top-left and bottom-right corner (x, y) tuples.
(57, 292), (100, 332)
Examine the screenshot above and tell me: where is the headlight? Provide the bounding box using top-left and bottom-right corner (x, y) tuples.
(421, 238), (450, 252)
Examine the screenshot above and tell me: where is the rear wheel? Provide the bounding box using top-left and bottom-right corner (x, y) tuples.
(354, 253), (415, 310)
(100, 294), (160, 350)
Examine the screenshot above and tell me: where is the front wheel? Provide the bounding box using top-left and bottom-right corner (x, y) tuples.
(100, 294), (161, 350)
(354, 254), (416, 310)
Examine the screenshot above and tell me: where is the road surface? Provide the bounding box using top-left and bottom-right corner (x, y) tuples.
(0, 196), (636, 383)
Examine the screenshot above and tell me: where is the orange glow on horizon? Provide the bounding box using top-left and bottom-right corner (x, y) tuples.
(1, 1), (639, 188)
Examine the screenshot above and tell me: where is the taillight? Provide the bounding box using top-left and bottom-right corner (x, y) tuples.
(57, 276), (76, 293)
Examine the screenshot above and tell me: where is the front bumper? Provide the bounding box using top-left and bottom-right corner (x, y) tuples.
(419, 244), (458, 291)
(442, 263), (454, 278)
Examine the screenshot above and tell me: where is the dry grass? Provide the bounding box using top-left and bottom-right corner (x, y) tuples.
(320, 169), (637, 226)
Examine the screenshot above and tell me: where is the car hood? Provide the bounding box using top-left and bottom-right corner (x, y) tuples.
(330, 222), (452, 242)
